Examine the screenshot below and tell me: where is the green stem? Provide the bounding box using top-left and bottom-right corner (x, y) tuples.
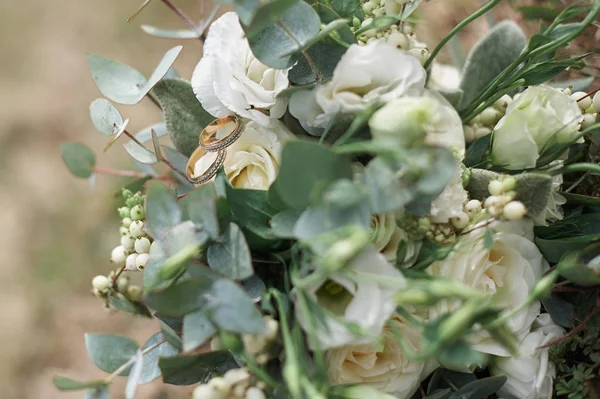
(549, 162), (600, 176)
(240, 353), (278, 388)
(272, 290), (302, 398)
(105, 340), (164, 383)
(424, 0), (502, 70)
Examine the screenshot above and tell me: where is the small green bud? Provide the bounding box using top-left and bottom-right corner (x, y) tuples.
(130, 204), (145, 221)
(122, 189), (133, 199)
(219, 331), (244, 354)
(125, 197), (138, 208)
(321, 229), (371, 272)
(118, 207), (131, 219)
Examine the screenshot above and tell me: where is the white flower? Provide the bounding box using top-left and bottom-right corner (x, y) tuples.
(427, 220), (547, 357)
(491, 85), (583, 170)
(533, 173), (566, 226)
(429, 162), (468, 224)
(427, 63), (461, 91)
(325, 313), (436, 399)
(193, 120), (294, 190)
(490, 314), (565, 399)
(192, 12), (291, 126)
(290, 41), (426, 128)
(370, 213), (420, 266)
(295, 247), (406, 350)
(369, 90), (466, 153)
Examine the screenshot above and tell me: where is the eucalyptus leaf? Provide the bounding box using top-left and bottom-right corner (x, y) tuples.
(158, 351), (237, 385)
(61, 142), (96, 178)
(139, 333), (179, 384)
(84, 386), (110, 399)
(183, 310), (217, 352)
(459, 21), (527, 110)
(235, 0), (299, 38)
(122, 123), (169, 165)
(451, 375), (507, 399)
(308, 0), (363, 23)
(141, 25), (201, 39)
(144, 181), (182, 239)
(89, 98), (123, 136)
(146, 278), (215, 317)
(542, 293), (574, 328)
(159, 319), (183, 350)
(247, 1), (321, 69)
(271, 209), (302, 238)
(207, 223), (253, 280)
(535, 234), (600, 263)
(125, 350), (144, 399)
(152, 79), (214, 156)
(84, 334), (139, 375)
(241, 275), (266, 302)
(364, 158), (414, 213)
(110, 294), (152, 317)
(208, 279), (266, 334)
(225, 185), (279, 240)
(180, 184), (220, 239)
(53, 376), (107, 391)
(464, 134), (491, 167)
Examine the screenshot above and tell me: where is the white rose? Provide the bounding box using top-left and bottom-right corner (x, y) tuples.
(369, 90), (466, 154)
(192, 12), (291, 126)
(490, 313), (565, 399)
(290, 41), (426, 128)
(295, 247), (406, 350)
(491, 85), (583, 170)
(429, 162), (468, 224)
(325, 314), (435, 399)
(427, 220), (547, 357)
(533, 173), (566, 226)
(193, 120), (294, 190)
(370, 213), (420, 266)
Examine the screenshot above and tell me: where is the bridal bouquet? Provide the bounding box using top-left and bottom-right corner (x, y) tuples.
(56, 0), (600, 398)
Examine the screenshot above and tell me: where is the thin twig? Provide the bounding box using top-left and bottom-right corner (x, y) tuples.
(538, 307), (599, 349)
(92, 167), (176, 182)
(161, 0), (201, 37)
(161, 158), (189, 181)
(124, 130), (146, 148)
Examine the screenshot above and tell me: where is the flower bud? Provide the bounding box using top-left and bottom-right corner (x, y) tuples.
(245, 387), (266, 399)
(127, 285), (143, 302)
(134, 237), (151, 254)
(503, 201), (526, 221)
(193, 384), (225, 399)
(572, 91), (592, 111)
(111, 245), (127, 264)
(121, 235), (135, 251)
(118, 207), (131, 219)
(122, 189), (133, 199)
(125, 253), (138, 271)
(129, 220), (145, 238)
(125, 197), (138, 208)
(92, 275), (110, 291)
(130, 204), (145, 221)
(136, 253), (149, 270)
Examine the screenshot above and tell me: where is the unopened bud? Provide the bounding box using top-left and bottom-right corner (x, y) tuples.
(118, 207), (131, 219)
(122, 189), (133, 199)
(130, 204), (145, 221)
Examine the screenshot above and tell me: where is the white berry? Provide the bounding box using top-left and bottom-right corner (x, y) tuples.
(484, 195), (500, 209)
(192, 384), (224, 399)
(111, 245), (127, 264)
(245, 387), (266, 399)
(223, 368), (250, 385)
(134, 237), (151, 254)
(503, 201), (527, 221)
(451, 212), (469, 229)
(593, 91), (600, 114)
(135, 253), (149, 270)
(474, 126), (492, 140)
(479, 107), (501, 127)
(488, 180), (503, 196)
(387, 32), (409, 49)
(119, 226), (129, 236)
(121, 217), (132, 228)
(127, 285), (143, 302)
(572, 91), (592, 111)
(121, 235), (135, 251)
(129, 220), (145, 238)
(92, 275), (110, 291)
(493, 95), (512, 112)
(581, 113), (596, 130)
(208, 377), (231, 395)
(463, 125), (476, 143)
(125, 253), (138, 271)
(464, 199), (482, 216)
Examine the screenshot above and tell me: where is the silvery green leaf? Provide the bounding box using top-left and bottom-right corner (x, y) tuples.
(458, 21), (527, 110)
(139, 333), (179, 384)
(123, 123), (168, 165)
(125, 350), (143, 399)
(141, 25), (200, 39)
(207, 223), (253, 280)
(84, 334), (139, 375)
(550, 76), (594, 93)
(236, 0), (299, 38)
(52, 376), (106, 391)
(61, 142), (96, 178)
(87, 46), (182, 105)
(241, 275), (266, 302)
(144, 181), (182, 239)
(308, 0), (363, 23)
(247, 1), (321, 69)
(89, 98), (123, 136)
(183, 311), (216, 352)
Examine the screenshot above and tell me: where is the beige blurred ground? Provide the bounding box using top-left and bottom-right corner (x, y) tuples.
(0, 0), (543, 398)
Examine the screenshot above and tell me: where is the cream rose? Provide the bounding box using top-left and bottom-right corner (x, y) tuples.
(193, 120), (294, 190)
(289, 41), (426, 129)
(295, 247), (406, 350)
(428, 162), (468, 224)
(325, 314), (435, 399)
(427, 220), (547, 357)
(490, 314), (565, 399)
(369, 90), (466, 153)
(192, 12), (291, 126)
(491, 85), (583, 170)
(370, 213), (420, 266)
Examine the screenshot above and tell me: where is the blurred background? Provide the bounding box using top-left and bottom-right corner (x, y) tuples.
(0, 0), (586, 398)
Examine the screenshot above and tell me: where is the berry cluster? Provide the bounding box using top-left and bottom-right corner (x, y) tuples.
(111, 189), (151, 271)
(193, 368), (267, 399)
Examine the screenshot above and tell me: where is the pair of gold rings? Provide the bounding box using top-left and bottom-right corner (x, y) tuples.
(186, 115), (243, 185)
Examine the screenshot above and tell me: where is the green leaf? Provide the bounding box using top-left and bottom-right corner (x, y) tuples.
(558, 242), (600, 287)
(517, 6), (561, 20)
(464, 134), (491, 167)
(207, 223), (254, 280)
(84, 334), (139, 375)
(87, 46), (182, 105)
(269, 141), (353, 210)
(141, 25), (201, 39)
(241, 275), (266, 302)
(247, 1), (321, 69)
(308, 0), (363, 23)
(158, 351), (237, 385)
(53, 376), (107, 391)
(400, 0), (422, 20)
(110, 294), (152, 317)
(122, 123), (168, 165)
(225, 185), (279, 240)
(61, 142), (96, 178)
(84, 386), (109, 399)
(183, 310), (217, 352)
(535, 234), (600, 263)
(483, 228), (495, 249)
(542, 293), (574, 328)
(146, 278), (214, 317)
(562, 192), (600, 210)
(458, 21), (527, 110)
(364, 157), (414, 213)
(89, 98), (123, 136)
(209, 279), (266, 334)
(152, 79), (214, 157)
(427, 368), (477, 394)
(271, 209), (302, 238)
(144, 181), (182, 239)
(452, 375), (507, 399)
(438, 341), (487, 371)
(159, 318), (183, 350)
(180, 184), (220, 239)
(139, 333), (179, 384)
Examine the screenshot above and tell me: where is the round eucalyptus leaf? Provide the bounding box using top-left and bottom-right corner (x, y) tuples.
(89, 98), (123, 136)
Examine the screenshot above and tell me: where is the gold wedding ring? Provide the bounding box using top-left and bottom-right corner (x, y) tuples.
(186, 142), (226, 185)
(199, 114), (243, 152)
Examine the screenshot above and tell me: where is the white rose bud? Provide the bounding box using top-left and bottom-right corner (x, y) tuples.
(125, 253), (138, 271)
(111, 245), (127, 264)
(135, 253), (149, 270)
(129, 220), (145, 238)
(121, 235), (135, 251)
(92, 275), (110, 291)
(134, 237), (151, 254)
(491, 85), (583, 170)
(193, 384), (225, 399)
